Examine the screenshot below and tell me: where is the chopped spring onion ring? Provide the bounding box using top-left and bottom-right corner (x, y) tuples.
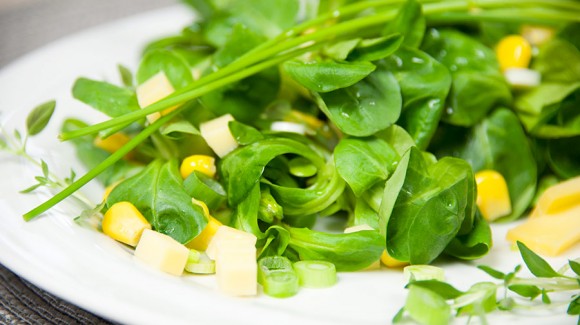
(503, 68), (541, 88)
(403, 265), (445, 283)
(258, 256), (299, 298)
(270, 121), (308, 135)
(293, 260), (337, 288)
(185, 251), (215, 274)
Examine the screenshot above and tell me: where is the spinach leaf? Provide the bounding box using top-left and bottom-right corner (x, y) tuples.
(380, 147), (474, 264)
(106, 159), (207, 244)
(434, 109), (537, 221)
(283, 60), (376, 93)
(213, 23), (265, 68)
(220, 137), (325, 206)
(380, 47), (451, 149)
(136, 49), (193, 89)
(383, 0), (425, 48)
(287, 227), (384, 271)
(314, 67), (402, 136)
(422, 29), (511, 127)
(348, 34), (404, 62)
(444, 210), (492, 260)
(547, 136), (580, 179)
(72, 78), (140, 117)
(334, 136), (398, 196)
(533, 39), (580, 83)
(230, 183), (264, 239)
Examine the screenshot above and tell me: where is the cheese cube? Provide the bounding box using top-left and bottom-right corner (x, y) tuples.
(205, 226), (257, 260)
(136, 71), (176, 123)
(199, 114), (238, 158)
(507, 205), (580, 256)
(215, 246), (257, 296)
(531, 175), (580, 218)
(134, 229), (189, 276)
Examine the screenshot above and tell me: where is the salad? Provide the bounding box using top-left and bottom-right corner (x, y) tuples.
(2, 0), (580, 323)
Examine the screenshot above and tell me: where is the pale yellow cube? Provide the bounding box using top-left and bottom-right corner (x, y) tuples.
(215, 246), (257, 296)
(199, 114), (239, 158)
(134, 229), (189, 276)
(136, 72), (176, 123)
(531, 175), (580, 218)
(205, 225), (257, 260)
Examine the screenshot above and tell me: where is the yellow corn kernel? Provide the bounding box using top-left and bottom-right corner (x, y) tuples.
(180, 155), (216, 179)
(495, 35), (532, 71)
(186, 215), (223, 251)
(380, 249), (408, 268)
(94, 133), (131, 154)
(475, 170), (512, 221)
(102, 201), (151, 247)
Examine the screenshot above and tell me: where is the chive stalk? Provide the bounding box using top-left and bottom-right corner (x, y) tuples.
(293, 260), (337, 288)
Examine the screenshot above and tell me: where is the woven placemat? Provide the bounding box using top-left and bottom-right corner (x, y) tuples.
(0, 0), (175, 323)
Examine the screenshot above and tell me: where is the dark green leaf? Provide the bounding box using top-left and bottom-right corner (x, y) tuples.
(406, 280), (464, 299)
(533, 39), (580, 83)
(422, 29), (511, 126)
(314, 67), (402, 137)
(228, 120), (264, 145)
(213, 23), (265, 68)
(444, 211), (491, 260)
(547, 136), (580, 179)
(570, 260), (580, 276)
(477, 265), (506, 280)
(26, 100), (56, 136)
(517, 241), (561, 278)
(183, 171), (226, 211)
(381, 47), (451, 149)
(118, 64), (134, 87)
(136, 49), (193, 90)
(72, 78), (139, 117)
(107, 159), (207, 244)
(541, 289), (551, 304)
(283, 60), (376, 93)
(567, 296), (580, 315)
(334, 136), (398, 196)
(508, 284), (541, 299)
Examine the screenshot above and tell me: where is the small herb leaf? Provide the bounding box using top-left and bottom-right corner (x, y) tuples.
(26, 100), (56, 136)
(570, 260), (580, 276)
(508, 284), (541, 299)
(41, 160), (49, 178)
(478, 265), (506, 280)
(20, 183), (42, 194)
(567, 296), (580, 315)
(406, 280), (464, 299)
(541, 289), (551, 304)
(517, 241), (560, 278)
(118, 64), (134, 87)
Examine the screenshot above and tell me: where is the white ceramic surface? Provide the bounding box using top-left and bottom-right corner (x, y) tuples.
(0, 5), (578, 325)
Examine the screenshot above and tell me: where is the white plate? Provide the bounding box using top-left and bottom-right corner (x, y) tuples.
(0, 5), (578, 325)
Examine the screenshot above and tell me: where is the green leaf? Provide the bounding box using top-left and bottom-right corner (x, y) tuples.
(160, 120), (200, 138)
(444, 210), (491, 260)
(287, 227), (384, 271)
(283, 60), (376, 93)
(477, 265), (506, 280)
(498, 297), (515, 311)
(541, 289), (551, 304)
(228, 120), (264, 145)
(118, 64), (134, 87)
(334, 136), (398, 196)
(392, 307), (405, 323)
(422, 29), (511, 126)
(517, 241), (561, 278)
(567, 295), (580, 315)
(383, 0), (425, 48)
(26, 100), (56, 136)
(508, 284), (541, 299)
(136, 49), (193, 90)
(533, 39), (580, 83)
(570, 260), (580, 276)
(106, 160), (207, 244)
(406, 280), (464, 299)
(348, 34), (403, 62)
(380, 47), (451, 149)
(72, 78), (140, 117)
(40, 160), (49, 178)
(20, 183), (42, 194)
(314, 67), (402, 137)
(213, 23), (266, 68)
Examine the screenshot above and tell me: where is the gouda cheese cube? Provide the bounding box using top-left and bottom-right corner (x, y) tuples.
(135, 72), (176, 123)
(205, 225), (257, 260)
(199, 114), (238, 158)
(506, 205), (580, 256)
(215, 246), (257, 296)
(134, 229), (189, 276)
(532, 175), (580, 217)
